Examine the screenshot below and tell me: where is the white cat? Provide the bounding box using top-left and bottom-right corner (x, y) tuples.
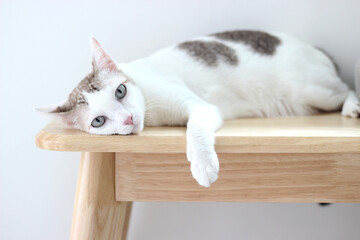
(39, 30), (360, 187)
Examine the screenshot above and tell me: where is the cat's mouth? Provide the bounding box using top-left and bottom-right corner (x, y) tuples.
(111, 132), (133, 136)
(111, 129), (134, 136)
(111, 123), (136, 135)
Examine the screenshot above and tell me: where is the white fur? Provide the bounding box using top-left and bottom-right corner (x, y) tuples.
(44, 32), (360, 187)
(342, 91), (360, 118)
(115, 32), (357, 187)
(84, 72), (145, 135)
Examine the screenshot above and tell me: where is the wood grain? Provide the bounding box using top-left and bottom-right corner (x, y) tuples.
(71, 152), (132, 240)
(115, 152), (360, 202)
(36, 113), (360, 153)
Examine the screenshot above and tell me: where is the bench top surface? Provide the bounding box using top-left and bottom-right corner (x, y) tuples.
(36, 113), (360, 153)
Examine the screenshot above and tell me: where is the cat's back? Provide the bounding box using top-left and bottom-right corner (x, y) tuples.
(142, 30), (335, 81)
(125, 30), (341, 118)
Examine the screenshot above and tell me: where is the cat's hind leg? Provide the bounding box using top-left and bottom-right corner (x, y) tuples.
(341, 61), (360, 118)
(341, 91), (360, 118)
(303, 77), (350, 114)
(305, 82), (360, 118)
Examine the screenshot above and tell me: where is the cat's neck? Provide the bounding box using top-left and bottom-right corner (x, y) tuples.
(118, 60), (190, 127)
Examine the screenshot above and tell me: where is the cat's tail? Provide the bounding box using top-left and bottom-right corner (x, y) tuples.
(341, 61), (360, 118)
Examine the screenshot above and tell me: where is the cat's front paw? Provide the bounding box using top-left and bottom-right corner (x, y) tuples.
(190, 159), (219, 187)
(187, 143), (219, 187)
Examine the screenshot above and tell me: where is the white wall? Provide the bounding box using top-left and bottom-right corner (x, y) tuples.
(1, 0), (360, 239)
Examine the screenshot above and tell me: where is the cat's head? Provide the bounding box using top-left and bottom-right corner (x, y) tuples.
(38, 38), (145, 135)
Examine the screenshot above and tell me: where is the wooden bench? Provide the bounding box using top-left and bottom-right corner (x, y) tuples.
(35, 113), (360, 240)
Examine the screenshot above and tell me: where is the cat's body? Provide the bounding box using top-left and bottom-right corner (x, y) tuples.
(40, 30), (360, 187)
(119, 31), (348, 126)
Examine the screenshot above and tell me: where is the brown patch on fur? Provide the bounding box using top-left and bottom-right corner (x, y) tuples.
(51, 71), (103, 113)
(212, 30), (281, 55)
(50, 105), (73, 113)
(69, 71), (102, 105)
(178, 40), (238, 67)
(316, 47), (340, 75)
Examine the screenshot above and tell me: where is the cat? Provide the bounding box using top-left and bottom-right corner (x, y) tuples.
(38, 30), (360, 187)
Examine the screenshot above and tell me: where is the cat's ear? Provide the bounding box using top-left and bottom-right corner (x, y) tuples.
(90, 37), (118, 72)
(36, 102), (79, 127)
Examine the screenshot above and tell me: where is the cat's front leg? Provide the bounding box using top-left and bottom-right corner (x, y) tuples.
(186, 104), (223, 187)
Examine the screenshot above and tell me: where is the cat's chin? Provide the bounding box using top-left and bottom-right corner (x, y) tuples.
(113, 123), (143, 135)
(130, 114), (144, 134)
(131, 123), (144, 134)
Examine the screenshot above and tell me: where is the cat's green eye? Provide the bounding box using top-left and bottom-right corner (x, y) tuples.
(115, 84), (127, 99)
(91, 116), (106, 128)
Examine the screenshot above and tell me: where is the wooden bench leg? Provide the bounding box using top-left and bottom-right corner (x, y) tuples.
(70, 152), (132, 240)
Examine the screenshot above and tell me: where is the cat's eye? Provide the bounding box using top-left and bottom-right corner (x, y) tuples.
(115, 84), (127, 99)
(91, 116), (106, 128)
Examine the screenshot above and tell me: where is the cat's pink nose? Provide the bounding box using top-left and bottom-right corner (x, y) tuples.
(124, 115), (133, 125)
